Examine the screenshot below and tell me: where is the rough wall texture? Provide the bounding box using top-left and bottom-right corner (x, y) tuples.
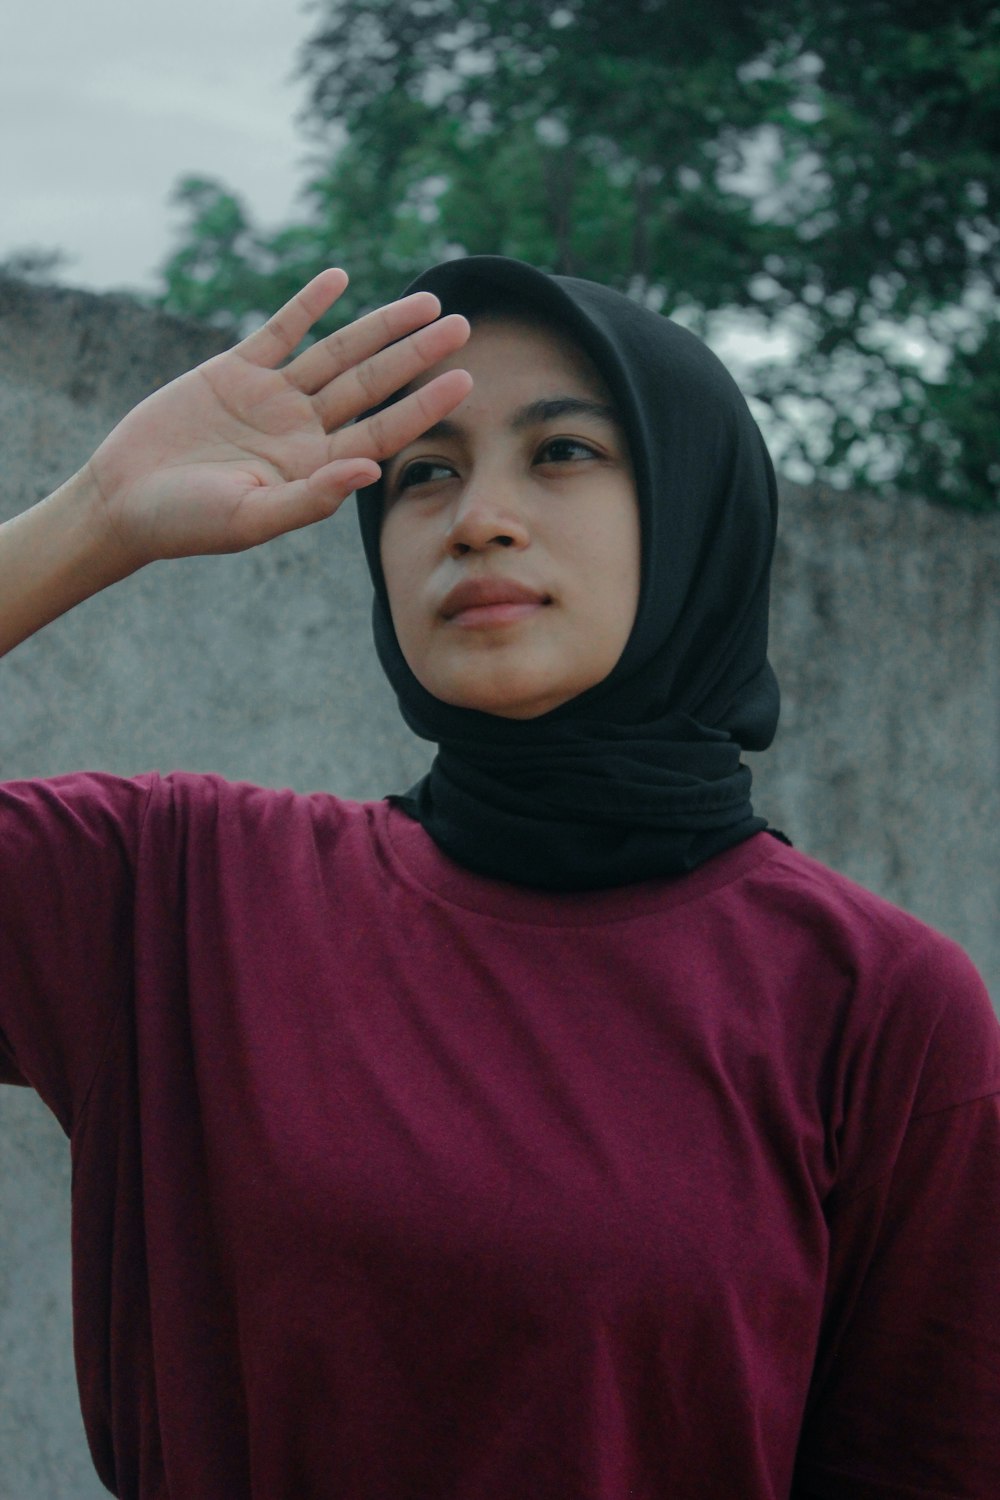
(0, 280), (997, 1497)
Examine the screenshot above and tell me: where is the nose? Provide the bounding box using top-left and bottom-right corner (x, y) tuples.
(445, 476), (530, 557)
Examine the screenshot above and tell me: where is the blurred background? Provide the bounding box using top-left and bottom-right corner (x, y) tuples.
(3, 0), (999, 511)
(1, 3), (998, 1496)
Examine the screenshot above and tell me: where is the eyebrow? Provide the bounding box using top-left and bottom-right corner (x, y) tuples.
(413, 396), (621, 446)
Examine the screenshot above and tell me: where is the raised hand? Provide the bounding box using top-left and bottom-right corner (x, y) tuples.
(83, 269), (472, 568)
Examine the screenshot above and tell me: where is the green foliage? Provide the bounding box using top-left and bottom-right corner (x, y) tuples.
(156, 0), (1000, 510)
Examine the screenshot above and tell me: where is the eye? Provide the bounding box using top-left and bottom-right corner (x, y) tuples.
(534, 437), (600, 465)
(395, 458), (457, 491)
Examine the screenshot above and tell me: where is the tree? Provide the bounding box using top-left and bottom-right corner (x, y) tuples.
(157, 0), (1000, 510)
(745, 0), (1000, 505)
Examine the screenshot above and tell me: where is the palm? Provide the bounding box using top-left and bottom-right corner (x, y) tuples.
(98, 360), (337, 559)
(85, 270), (471, 565)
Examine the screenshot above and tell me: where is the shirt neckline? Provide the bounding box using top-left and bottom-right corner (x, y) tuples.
(375, 799), (781, 928)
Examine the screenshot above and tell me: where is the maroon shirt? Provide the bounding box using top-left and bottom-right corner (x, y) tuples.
(1, 772), (998, 1500)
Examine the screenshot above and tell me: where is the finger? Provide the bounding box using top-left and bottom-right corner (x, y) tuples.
(285, 290), (446, 396)
(237, 269), (350, 368)
(231, 459), (381, 548)
(338, 368), (474, 464)
(313, 314), (470, 432)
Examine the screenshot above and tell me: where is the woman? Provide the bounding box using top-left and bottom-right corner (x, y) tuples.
(0, 257), (997, 1500)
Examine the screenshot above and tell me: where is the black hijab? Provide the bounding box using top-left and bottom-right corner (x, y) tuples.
(357, 255), (781, 890)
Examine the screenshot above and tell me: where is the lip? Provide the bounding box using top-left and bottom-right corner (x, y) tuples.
(440, 577), (551, 625)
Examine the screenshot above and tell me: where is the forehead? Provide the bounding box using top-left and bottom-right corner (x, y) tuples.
(462, 314), (612, 398)
(403, 312), (615, 412)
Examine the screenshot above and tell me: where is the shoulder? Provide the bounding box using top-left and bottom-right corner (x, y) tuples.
(0, 770), (379, 872)
(128, 771), (377, 864)
(0, 770), (161, 860)
(739, 836), (945, 949)
(739, 836), (986, 988)
(742, 837), (1000, 1113)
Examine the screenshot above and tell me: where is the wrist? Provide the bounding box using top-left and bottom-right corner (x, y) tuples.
(56, 462), (146, 586)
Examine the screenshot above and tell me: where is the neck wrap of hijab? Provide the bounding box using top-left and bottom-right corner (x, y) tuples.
(356, 255), (781, 890)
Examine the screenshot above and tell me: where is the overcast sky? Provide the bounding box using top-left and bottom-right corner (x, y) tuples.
(2, 0), (319, 295)
(1, 0), (796, 416)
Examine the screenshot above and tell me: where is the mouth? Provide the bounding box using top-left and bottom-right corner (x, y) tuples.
(439, 577), (552, 629)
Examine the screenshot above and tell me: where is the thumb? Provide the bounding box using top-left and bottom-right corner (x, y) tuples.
(306, 458), (382, 508)
(233, 460), (384, 547)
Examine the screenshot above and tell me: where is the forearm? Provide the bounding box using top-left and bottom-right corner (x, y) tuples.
(0, 466), (139, 657)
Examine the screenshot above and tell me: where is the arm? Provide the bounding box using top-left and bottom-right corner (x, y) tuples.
(795, 941), (1000, 1497)
(0, 268), (472, 657)
(0, 271), (471, 1112)
(0, 465), (135, 656)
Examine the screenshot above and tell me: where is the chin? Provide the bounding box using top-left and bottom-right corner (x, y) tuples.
(429, 674), (571, 721)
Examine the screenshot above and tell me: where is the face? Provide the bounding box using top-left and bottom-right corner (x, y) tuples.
(379, 319), (640, 720)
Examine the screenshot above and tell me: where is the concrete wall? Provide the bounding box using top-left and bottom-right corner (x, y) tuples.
(1, 279), (997, 1497)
